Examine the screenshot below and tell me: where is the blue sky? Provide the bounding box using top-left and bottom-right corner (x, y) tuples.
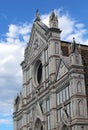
(0, 0), (88, 130)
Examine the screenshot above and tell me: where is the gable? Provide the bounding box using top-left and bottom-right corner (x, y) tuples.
(57, 60), (68, 80)
(28, 21), (48, 56)
(30, 31), (45, 55)
(35, 102), (43, 121)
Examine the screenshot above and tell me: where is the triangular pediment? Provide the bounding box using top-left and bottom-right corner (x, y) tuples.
(30, 32), (44, 54)
(57, 60), (68, 80)
(28, 21), (48, 56)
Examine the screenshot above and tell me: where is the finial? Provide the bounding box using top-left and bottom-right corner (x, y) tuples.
(35, 9), (40, 22)
(78, 42), (81, 53)
(73, 37), (75, 43)
(73, 37), (77, 48)
(70, 37), (80, 54)
(20, 91), (22, 96)
(50, 10), (56, 21)
(71, 37), (76, 53)
(49, 10), (58, 28)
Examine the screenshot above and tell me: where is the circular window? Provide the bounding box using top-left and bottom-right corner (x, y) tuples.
(34, 60), (42, 86)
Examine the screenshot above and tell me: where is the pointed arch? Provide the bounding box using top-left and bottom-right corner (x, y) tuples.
(77, 81), (82, 93)
(34, 118), (43, 130)
(78, 100), (83, 116)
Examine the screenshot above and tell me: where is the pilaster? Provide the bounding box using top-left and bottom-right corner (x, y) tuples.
(50, 86), (57, 130)
(23, 111), (27, 130)
(69, 38), (88, 129)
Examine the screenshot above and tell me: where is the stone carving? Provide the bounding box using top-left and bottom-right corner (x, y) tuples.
(33, 35), (39, 50)
(49, 11), (58, 28)
(30, 34), (44, 58)
(59, 103), (71, 130)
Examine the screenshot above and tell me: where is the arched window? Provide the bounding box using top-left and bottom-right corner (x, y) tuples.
(77, 81), (82, 93)
(78, 100), (83, 116)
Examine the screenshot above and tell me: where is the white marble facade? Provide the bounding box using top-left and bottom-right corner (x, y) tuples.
(13, 11), (88, 130)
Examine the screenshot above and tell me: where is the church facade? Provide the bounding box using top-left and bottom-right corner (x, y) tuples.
(13, 11), (88, 130)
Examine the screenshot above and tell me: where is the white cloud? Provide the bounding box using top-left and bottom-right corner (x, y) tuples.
(75, 23), (85, 29)
(0, 119), (12, 125)
(59, 15), (75, 39)
(19, 23), (32, 35)
(6, 24), (19, 38)
(6, 23), (32, 43)
(41, 14), (50, 27)
(0, 23), (32, 123)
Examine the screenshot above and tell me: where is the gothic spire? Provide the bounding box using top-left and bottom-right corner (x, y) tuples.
(49, 10), (58, 28)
